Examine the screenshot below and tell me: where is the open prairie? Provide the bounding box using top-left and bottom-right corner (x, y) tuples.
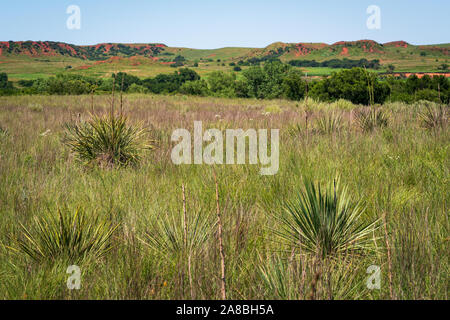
(0, 94), (448, 299)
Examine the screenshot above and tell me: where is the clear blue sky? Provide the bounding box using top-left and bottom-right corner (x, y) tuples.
(1, 0), (448, 48)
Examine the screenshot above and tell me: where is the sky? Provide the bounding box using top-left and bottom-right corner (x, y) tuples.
(0, 0), (449, 49)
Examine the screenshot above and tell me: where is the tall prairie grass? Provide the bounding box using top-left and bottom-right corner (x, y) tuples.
(0, 94), (448, 299)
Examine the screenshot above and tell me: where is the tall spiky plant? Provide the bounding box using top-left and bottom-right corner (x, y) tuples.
(355, 107), (388, 132)
(63, 76), (154, 168)
(275, 177), (378, 258)
(316, 111), (343, 135)
(419, 103), (447, 130)
(63, 114), (154, 168)
(140, 207), (215, 263)
(11, 208), (118, 264)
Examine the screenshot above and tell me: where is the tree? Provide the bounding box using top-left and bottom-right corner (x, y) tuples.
(282, 69), (306, 101)
(415, 89), (440, 103)
(141, 68), (199, 94)
(0, 73), (13, 89)
(310, 68), (390, 105)
(387, 64), (395, 73)
(206, 71), (236, 97)
(113, 72), (141, 91)
(179, 80), (209, 96)
(177, 68), (200, 83)
(242, 61), (291, 99)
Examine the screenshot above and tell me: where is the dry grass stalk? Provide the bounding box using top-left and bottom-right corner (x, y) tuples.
(120, 74), (124, 116)
(382, 212), (395, 299)
(111, 75), (116, 120)
(182, 183), (194, 299)
(213, 170), (227, 300)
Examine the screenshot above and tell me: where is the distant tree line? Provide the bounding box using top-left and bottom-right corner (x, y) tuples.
(288, 58), (381, 69)
(1, 63), (448, 105)
(384, 73), (449, 104)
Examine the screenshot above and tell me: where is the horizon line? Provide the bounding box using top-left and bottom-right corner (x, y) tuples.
(1, 39), (449, 50)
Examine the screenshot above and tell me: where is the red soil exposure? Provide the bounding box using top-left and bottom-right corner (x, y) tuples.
(37, 42), (57, 56)
(104, 44), (113, 54)
(340, 47), (349, 56)
(0, 41), (168, 59)
(293, 43), (326, 57)
(109, 56), (121, 62)
(92, 43), (113, 53)
(129, 56), (142, 66)
(92, 56), (121, 65)
(392, 72), (450, 78)
(384, 41), (409, 48)
(0, 41), (9, 55)
(208, 54), (217, 58)
(161, 61), (175, 65)
(58, 43), (78, 56)
(332, 40), (384, 54)
(294, 44), (312, 56)
(77, 65), (91, 70)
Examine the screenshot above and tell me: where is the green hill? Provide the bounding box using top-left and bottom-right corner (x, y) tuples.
(0, 40), (448, 80)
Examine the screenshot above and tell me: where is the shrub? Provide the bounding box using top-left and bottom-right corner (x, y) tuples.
(12, 208), (118, 263)
(127, 83), (149, 94)
(282, 69), (306, 101)
(180, 80), (209, 96)
(0, 72), (13, 89)
(206, 71), (236, 97)
(274, 177), (377, 258)
(310, 68), (390, 105)
(113, 72), (141, 91)
(415, 89), (441, 103)
(63, 114), (154, 168)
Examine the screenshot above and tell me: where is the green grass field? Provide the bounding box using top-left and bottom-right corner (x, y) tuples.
(0, 94), (448, 299)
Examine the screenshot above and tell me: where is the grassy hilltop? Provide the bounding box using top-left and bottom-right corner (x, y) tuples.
(0, 40), (449, 81)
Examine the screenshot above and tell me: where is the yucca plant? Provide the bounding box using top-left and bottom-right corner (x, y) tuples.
(355, 107), (388, 132)
(140, 208), (215, 262)
(316, 111), (343, 134)
(258, 254), (295, 299)
(275, 177), (378, 258)
(419, 103), (447, 130)
(287, 123), (304, 137)
(63, 114), (154, 168)
(11, 208), (118, 264)
(0, 125), (8, 137)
